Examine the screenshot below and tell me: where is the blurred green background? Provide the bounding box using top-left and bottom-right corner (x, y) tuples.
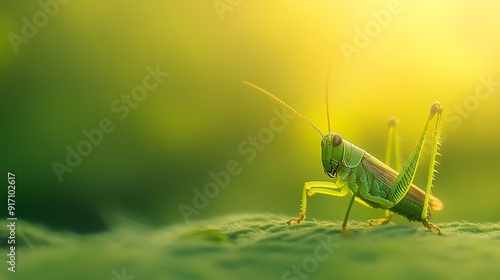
(1, 0), (499, 233)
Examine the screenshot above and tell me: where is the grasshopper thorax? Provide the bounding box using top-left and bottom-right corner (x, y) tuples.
(321, 133), (344, 178)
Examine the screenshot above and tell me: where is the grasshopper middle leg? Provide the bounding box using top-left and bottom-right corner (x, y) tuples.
(368, 116), (399, 227)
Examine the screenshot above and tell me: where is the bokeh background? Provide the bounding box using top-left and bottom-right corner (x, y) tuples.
(1, 0), (500, 234)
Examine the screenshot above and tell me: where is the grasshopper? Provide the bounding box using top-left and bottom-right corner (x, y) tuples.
(243, 73), (444, 236)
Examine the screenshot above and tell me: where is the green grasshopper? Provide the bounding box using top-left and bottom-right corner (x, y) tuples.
(243, 76), (444, 236)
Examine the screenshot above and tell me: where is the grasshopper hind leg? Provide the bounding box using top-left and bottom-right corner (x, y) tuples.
(421, 102), (444, 235)
(386, 102), (443, 235)
(367, 116), (399, 227)
(423, 220), (442, 235)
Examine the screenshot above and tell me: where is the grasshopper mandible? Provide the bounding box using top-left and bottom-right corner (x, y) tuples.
(243, 70), (444, 236)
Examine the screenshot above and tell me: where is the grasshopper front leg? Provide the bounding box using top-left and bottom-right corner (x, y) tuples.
(287, 179), (350, 225)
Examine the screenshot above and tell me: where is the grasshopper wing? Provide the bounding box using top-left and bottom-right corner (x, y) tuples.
(362, 153), (443, 211)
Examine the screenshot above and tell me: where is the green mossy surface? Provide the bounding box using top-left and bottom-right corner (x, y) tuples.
(2, 214), (500, 280)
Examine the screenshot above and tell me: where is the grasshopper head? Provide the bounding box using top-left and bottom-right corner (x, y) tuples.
(321, 133), (344, 177)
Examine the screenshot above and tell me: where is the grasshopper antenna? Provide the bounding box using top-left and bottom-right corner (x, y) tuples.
(243, 81), (324, 137)
(325, 56), (333, 137)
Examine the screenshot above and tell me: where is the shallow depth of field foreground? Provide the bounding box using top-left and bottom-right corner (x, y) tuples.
(1, 214), (499, 280)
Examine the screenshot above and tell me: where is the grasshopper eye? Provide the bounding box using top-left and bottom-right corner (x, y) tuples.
(333, 134), (342, 146)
